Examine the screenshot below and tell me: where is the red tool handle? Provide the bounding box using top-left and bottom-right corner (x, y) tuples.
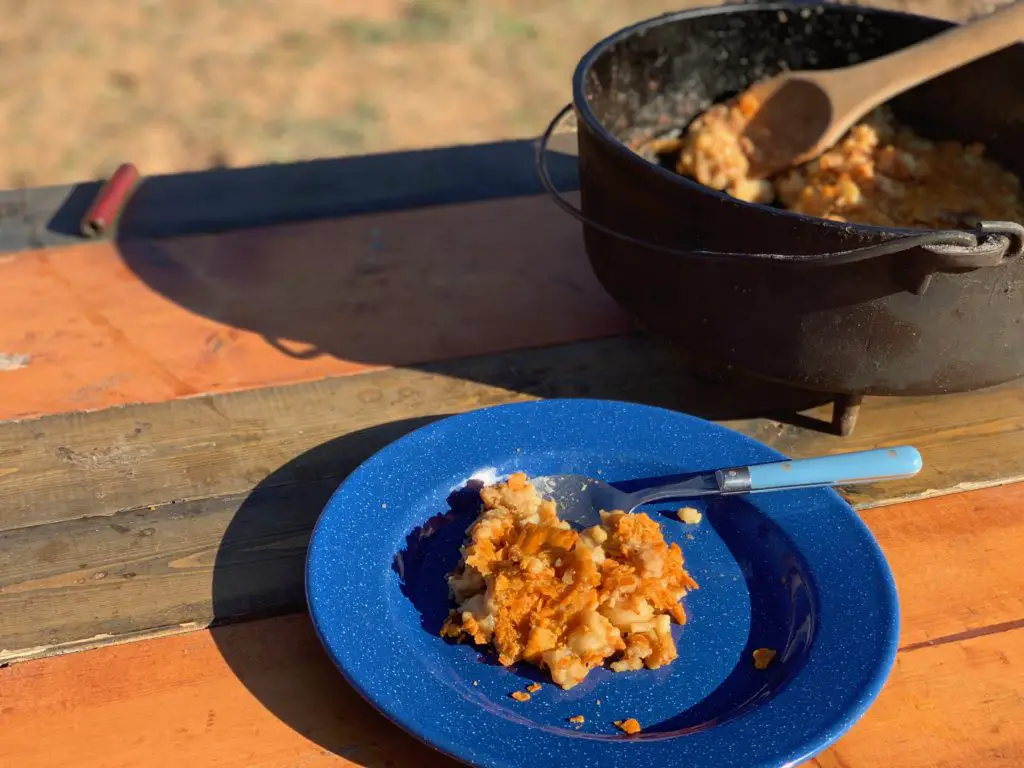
(81, 163), (140, 237)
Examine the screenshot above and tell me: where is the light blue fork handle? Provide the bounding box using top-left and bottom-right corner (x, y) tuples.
(721, 446), (923, 493)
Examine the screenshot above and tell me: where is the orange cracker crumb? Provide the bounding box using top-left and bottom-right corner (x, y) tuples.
(614, 718), (642, 735)
(568, 715), (585, 725)
(526, 683), (542, 693)
(753, 648), (777, 670)
(510, 691), (531, 702)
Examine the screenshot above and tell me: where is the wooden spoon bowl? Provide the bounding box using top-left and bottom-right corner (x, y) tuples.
(739, 0), (1024, 176)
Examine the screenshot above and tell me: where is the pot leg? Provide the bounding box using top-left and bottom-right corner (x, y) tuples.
(832, 394), (864, 437)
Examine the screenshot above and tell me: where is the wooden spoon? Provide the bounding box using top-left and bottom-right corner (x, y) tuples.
(739, 1), (1024, 176)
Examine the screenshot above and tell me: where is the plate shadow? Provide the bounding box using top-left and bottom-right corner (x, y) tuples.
(210, 416), (460, 765)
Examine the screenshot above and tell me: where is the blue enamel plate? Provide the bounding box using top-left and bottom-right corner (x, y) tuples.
(306, 399), (899, 768)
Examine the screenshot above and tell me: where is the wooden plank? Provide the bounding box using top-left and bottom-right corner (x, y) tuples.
(752, 386), (1024, 507)
(1, 613), (1021, 768)
(862, 489), (1024, 651)
(0, 478), (332, 659)
(0, 191), (629, 421)
(4, 335), (1024, 534)
(2, 456), (1023, 663)
(0, 335), (686, 532)
(810, 628), (1024, 768)
(0, 614), (452, 768)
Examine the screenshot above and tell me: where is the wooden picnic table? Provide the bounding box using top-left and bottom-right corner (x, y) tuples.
(1, 141), (1023, 767)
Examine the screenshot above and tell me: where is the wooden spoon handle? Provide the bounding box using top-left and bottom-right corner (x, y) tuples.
(842, 1), (1024, 108)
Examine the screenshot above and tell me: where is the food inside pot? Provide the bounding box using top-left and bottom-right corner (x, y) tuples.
(640, 94), (1024, 230)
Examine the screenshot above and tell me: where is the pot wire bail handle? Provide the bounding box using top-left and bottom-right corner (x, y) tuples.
(535, 102), (697, 256)
(535, 102), (1023, 271)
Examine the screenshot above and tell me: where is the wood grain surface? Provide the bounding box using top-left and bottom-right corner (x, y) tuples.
(2, 185), (1024, 766)
(3, 334), (1024, 661)
(0, 192), (630, 421)
(2, 485), (1022, 767)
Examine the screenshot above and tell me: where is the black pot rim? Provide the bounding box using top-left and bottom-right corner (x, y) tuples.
(569, 2), (962, 242)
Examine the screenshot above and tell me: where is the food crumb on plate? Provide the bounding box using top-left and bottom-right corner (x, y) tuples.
(614, 718), (642, 735)
(526, 683), (542, 693)
(753, 648), (777, 670)
(510, 691), (531, 702)
(678, 506), (703, 524)
(568, 715), (585, 725)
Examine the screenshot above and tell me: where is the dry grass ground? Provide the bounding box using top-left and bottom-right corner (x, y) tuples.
(0, 0), (1004, 188)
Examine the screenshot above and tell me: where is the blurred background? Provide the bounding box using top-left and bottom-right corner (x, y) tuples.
(0, 0), (1001, 189)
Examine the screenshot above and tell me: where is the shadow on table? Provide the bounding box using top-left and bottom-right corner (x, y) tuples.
(47, 135), (834, 430)
(209, 416), (460, 766)
(47, 138), (832, 760)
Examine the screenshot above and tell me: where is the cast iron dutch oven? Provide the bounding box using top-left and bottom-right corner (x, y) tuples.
(538, 2), (1024, 397)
